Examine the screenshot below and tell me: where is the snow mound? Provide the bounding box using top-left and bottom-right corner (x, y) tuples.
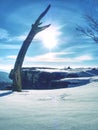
(0, 76), (98, 130)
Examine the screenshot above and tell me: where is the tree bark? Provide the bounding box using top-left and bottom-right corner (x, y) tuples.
(12, 5), (51, 92)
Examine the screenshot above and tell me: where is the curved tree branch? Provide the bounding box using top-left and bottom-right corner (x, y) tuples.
(11, 5), (51, 92)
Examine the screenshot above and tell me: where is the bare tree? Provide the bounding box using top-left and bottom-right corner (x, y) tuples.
(10, 5), (51, 92)
(76, 15), (98, 43)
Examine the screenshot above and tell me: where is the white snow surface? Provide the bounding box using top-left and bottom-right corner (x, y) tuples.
(0, 70), (98, 130)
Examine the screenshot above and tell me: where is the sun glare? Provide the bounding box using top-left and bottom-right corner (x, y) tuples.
(36, 25), (61, 50)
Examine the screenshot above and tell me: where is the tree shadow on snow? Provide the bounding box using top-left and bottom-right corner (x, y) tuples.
(0, 91), (13, 97)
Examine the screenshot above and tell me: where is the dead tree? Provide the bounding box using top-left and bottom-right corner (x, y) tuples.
(11, 5), (51, 92)
(76, 15), (98, 43)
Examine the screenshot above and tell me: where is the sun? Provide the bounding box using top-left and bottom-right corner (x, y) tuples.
(36, 25), (61, 50)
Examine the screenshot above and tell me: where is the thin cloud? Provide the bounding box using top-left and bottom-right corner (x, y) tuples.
(8, 34), (26, 42)
(0, 52), (94, 72)
(0, 57), (14, 72)
(0, 27), (27, 42)
(0, 44), (20, 49)
(0, 28), (9, 39)
(0, 64), (13, 72)
(7, 55), (17, 59)
(23, 53), (93, 63)
(75, 55), (93, 61)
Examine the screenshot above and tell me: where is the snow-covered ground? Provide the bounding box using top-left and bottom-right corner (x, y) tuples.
(0, 68), (98, 130)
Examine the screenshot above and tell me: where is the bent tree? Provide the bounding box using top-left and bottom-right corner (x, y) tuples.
(11, 5), (51, 92)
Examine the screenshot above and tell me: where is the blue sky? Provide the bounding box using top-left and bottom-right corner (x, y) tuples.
(0, 0), (98, 72)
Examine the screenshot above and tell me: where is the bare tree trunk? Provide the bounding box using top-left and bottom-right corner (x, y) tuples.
(12, 5), (51, 92)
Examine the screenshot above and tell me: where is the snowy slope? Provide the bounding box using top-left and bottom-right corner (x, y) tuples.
(0, 76), (98, 130)
(0, 71), (11, 82)
(0, 71), (12, 89)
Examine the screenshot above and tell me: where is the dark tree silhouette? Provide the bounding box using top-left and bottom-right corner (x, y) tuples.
(11, 5), (51, 92)
(76, 15), (98, 43)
